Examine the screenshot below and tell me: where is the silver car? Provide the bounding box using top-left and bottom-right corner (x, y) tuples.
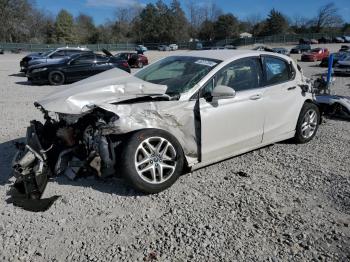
(12, 50), (320, 197)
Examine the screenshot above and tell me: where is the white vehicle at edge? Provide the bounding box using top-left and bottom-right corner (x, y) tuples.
(169, 44), (178, 51)
(12, 50), (320, 195)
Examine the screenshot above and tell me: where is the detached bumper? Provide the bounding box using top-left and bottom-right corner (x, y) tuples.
(12, 121), (51, 199)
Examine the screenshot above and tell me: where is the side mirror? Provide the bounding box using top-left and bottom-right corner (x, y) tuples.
(212, 85), (236, 99)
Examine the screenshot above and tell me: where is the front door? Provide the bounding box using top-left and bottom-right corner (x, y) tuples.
(200, 57), (266, 162)
(65, 54), (95, 82)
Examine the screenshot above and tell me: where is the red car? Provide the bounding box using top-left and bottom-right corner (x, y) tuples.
(301, 48), (329, 62)
(115, 52), (149, 68)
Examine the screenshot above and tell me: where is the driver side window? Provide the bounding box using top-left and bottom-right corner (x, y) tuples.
(50, 50), (65, 58)
(71, 54), (95, 65)
(200, 57), (262, 97)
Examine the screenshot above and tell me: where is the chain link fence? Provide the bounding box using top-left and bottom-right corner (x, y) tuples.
(0, 33), (342, 52)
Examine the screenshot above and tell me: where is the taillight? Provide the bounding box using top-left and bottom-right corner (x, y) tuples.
(122, 62), (129, 67)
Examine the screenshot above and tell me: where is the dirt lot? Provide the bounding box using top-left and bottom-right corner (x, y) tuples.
(0, 44), (349, 261)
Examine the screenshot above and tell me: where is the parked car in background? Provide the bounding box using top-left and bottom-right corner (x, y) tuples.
(135, 45), (148, 55)
(11, 48), (22, 53)
(135, 45), (147, 52)
(333, 37), (345, 43)
(320, 52), (349, 67)
(299, 38), (311, 44)
(272, 47), (289, 55)
(20, 47), (91, 73)
(318, 36), (332, 43)
(13, 50), (320, 195)
(189, 42), (203, 50)
(169, 44), (178, 51)
(290, 44), (311, 54)
(206, 46), (225, 50)
(252, 45), (274, 52)
(301, 48), (329, 62)
(334, 55), (350, 75)
(342, 36), (350, 43)
(0, 49), (4, 54)
(158, 45), (171, 51)
(310, 39), (319, 44)
(339, 45), (350, 52)
(27, 52), (130, 85)
(224, 45), (236, 49)
(115, 52), (149, 68)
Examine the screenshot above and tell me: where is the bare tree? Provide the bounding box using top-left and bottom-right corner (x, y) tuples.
(312, 2), (343, 32)
(246, 13), (262, 27)
(292, 15), (309, 28)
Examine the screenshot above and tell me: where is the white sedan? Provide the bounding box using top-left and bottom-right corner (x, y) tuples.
(13, 50), (320, 196)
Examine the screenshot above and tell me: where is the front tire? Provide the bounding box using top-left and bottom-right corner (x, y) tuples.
(294, 102), (320, 143)
(120, 129), (184, 193)
(48, 71), (65, 86)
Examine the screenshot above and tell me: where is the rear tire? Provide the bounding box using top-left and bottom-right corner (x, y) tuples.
(48, 71), (65, 86)
(120, 129), (184, 194)
(294, 102), (320, 143)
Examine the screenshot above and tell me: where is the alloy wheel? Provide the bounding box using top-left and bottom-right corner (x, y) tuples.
(301, 109), (318, 139)
(51, 73), (63, 84)
(134, 137), (177, 184)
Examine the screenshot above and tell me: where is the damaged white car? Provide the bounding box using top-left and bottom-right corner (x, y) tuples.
(12, 50), (320, 197)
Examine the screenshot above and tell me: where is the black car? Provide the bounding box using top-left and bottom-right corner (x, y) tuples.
(318, 36), (332, 44)
(333, 37), (345, 43)
(272, 47), (289, 55)
(290, 44), (311, 54)
(20, 47), (91, 73)
(339, 45), (350, 52)
(27, 53), (130, 85)
(0, 49), (4, 54)
(299, 38), (311, 45)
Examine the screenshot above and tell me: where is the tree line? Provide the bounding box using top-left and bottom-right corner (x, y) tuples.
(0, 0), (349, 44)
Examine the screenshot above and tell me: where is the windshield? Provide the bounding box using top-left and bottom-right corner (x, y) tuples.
(41, 50), (53, 56)
(134, 56), (221, 95)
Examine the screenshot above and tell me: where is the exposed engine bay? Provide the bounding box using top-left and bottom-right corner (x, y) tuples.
(12, 106), (126, 199)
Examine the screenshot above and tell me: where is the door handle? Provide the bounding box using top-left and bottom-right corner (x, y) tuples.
(249, 94), (262, 100)
(287, 86), (296, 90)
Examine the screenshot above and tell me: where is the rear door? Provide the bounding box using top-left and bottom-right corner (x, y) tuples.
(261, 55), (303, 143)
(91, 55), (112, 76)
(65, 54), (96, 81)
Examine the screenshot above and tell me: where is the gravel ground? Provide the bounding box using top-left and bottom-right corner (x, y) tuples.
(0, 45), (349, 261)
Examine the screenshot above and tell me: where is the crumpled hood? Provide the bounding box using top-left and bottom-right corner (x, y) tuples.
(25, 52), (44, 59)
(37, 68), (167, 114)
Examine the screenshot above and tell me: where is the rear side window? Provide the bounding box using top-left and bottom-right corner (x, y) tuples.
(66, 50), (80, 56)
(51, 50), (65, 58)
(263, 56), (291, 85)
(95, 55), (108, 63)
(71, 54), (95, 65)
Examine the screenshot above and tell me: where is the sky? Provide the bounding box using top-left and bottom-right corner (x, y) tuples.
(35, 0), (350, 25)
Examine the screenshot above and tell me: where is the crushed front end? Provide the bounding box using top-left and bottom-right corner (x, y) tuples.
(12, 105), (121, 199)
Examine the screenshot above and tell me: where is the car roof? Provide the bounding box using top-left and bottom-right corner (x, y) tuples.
(56, 47), (90, 51)
(180, 49), (286, 62)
